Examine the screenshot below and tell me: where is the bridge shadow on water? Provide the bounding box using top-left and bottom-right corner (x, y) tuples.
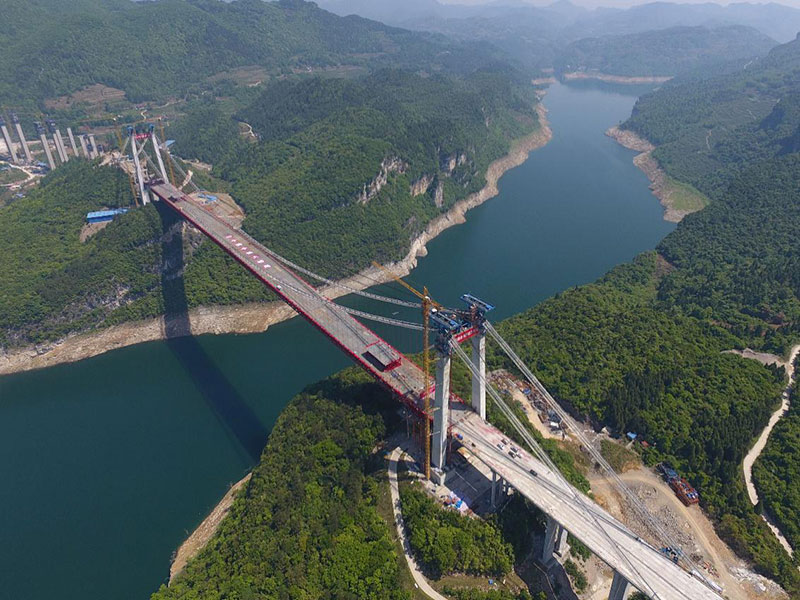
(158, 204), (268, 463)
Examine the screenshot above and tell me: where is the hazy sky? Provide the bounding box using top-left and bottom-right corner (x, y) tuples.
(439, 0), (800, 9)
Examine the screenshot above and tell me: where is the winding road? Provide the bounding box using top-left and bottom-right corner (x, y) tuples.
(387, 447), (447, 600)
(742, 344), (800, 555)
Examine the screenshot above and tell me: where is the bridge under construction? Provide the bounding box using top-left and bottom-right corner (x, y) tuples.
(131, 128), (723, 600)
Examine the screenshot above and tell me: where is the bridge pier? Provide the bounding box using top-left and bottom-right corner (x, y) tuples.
(471, 333), (486, 419)
(608, 571), (633, 600)
(542, 516), (570, 563)
(432, 352), (451, 474)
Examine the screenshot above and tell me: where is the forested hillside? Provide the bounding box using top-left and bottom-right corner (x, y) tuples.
(481, 36), (800, 594)
(0, 0), (490, 108)
(0, 65), (539, 349)
(753, 355), (800, 555)
(624, 35), (800, 197)
(152, 367), (545, 600)
(555, 25), (776, 77)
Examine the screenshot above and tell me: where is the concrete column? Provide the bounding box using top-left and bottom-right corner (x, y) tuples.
(66, 128), (79, 157)
(130, 132), (150, 205)
(471, 333), (486, 419)
(79, 134), (90, 159)
(542, 515), (560, 563)
(53, 129), (69, 162)
(151, 131), (168, 181)
(14, 122), (32, 163)
(39, 134), (55, 170)
(555, 524), (570, 558)
(609, 571), (632, 600)
(88, 134), (98, 158)
(541, 516), (570, 562)
(431, 352), (451, 471)
(491, 470), (497, 507)
(1, 124), (18, 164)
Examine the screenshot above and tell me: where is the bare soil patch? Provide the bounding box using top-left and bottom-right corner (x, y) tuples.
(79, 221), (110, 242)
(590, 468), (787, 600)
(45, 84), (127, 111)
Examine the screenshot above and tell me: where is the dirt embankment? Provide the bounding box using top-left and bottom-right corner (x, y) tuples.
(0, 103), (552, 376)
(563, 72), (672, 84)
(606, 125), (696, 223)
(169, 473), (252, 583)
(590, 468), (788, 600)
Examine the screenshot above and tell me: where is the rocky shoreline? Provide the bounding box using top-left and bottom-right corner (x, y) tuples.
(606, 125), (696, 223)
(0, 104), (552, 377)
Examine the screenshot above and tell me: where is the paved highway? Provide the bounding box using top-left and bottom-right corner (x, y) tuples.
(150, 183), (723, 600)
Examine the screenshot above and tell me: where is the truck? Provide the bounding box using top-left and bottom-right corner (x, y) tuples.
(362, 341), (402, 372)
(669, 477), (700, 506)
(658, 463), (699, 506)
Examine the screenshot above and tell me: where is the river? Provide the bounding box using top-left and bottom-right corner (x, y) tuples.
(0, 82), (673, 600)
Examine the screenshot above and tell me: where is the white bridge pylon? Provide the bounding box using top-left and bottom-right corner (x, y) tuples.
(128, 124), (170, 205)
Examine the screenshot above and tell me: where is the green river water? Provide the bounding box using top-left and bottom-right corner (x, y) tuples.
(0, 81), (674, 599)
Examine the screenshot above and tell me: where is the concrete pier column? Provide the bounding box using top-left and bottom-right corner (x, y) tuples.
(609, 571), (632, 600)
(13, 120), (33, 163)
(1, 123), (18, 164)
(54, 130), (68, 163)
(471, 333), (486, 419)
(542, 516), (570, 563)
(555, 524), (570, 558)
(130, 130), (150, 205)
(542, 516), (559, 563)
(88, 134), (98, 158)
(66, 128), (79, 157)
(431, 353), (451, 471)
(79, 134), (90, 159)
(39, 134), (55, 170)
(491, 470), (497, 507)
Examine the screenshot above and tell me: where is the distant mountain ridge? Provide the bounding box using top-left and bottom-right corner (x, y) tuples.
(0, 0), (503, 107)
(555, 24), (777, 77)
(316, 0), (800, 74)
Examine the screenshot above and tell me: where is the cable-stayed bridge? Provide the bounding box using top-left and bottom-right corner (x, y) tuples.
(145, 176), (724, 600)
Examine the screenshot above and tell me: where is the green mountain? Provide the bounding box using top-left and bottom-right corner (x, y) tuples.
(0, 0), (496, 107)
(625, 34), (800, 196)
(554, 25), (777, 78)
(525, 34), (800, 593)
(0, 69), (539, 348)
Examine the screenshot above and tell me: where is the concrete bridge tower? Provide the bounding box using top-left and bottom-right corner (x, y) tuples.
(431, 327), (452, 475)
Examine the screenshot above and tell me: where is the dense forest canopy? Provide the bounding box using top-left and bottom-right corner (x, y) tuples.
(0, 57), (539, 348)
(753, 355), (800, 555)
(624, 35), (800, 198)
(479, 34), (800, 594)
(152, 368), (546, 599)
